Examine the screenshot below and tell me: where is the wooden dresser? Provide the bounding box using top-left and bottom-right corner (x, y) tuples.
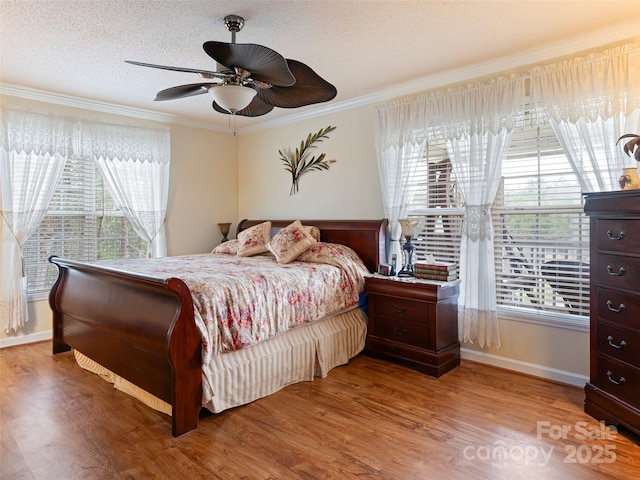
(364, 275), (460, 377)
(584, 190), (640, 436)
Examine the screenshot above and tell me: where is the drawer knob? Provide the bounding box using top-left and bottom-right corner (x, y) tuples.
(607, 335), (627, 349)
(606, 265), (626, 276)
(392, 305), (407, 315)
(606, 230), (626, 241)
(606, 300), (626, 313)
(393, 326), (408, 336)
(606, 371), (626, 385)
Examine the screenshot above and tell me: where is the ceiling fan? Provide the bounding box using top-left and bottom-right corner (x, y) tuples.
(126, 14), (337, 118)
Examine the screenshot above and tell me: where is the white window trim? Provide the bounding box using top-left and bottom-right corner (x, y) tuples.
(498, 305), (589, 332)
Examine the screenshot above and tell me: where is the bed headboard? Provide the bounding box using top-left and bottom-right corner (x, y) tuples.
(237, 219), (388, 273)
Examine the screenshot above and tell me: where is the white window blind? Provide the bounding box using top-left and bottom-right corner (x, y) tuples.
(409, 140), (464, 265)
(22, 154), (147, 294)
(494, 122), (590, 318)
(407, 121), (590, 321)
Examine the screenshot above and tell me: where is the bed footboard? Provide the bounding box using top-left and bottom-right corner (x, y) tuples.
(48, 256), (202, 436)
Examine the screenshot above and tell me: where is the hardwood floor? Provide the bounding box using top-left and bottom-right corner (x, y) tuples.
(2, 342), (639, 479)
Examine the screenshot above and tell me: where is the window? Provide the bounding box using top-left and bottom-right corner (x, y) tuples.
(21, 153), (147, 296)
(493, 122), (590, 319)
(410, 140), (463, 265)
(408, 120), (591, 323)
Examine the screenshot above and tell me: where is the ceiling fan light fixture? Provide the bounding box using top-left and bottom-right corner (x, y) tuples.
(208, 84), (256, 113)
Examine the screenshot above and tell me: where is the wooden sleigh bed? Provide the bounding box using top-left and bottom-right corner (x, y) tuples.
(49, 219), (387, 436)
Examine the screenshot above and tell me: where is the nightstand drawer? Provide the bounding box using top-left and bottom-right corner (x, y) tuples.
(372, 295), (428, 325)
(595, 219), (640, 254)
(596, 287), (640, 330)
(598, 322), (640, 366)
(373, 317), (428, 348)
(596, 254), (640, 291)
(597, 355), (640, 410)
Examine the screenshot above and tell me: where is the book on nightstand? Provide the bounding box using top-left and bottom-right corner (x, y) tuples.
(414, 262), (458, 281)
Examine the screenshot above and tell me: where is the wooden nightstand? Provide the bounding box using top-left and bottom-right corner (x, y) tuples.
(364, 274), (460, 377)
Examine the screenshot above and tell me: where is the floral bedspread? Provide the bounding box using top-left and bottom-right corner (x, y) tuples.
(98, 243), (368, 364)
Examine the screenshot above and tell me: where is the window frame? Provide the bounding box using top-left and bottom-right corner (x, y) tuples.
(406, 125), (591, 331)
(22, 152), (148, 300)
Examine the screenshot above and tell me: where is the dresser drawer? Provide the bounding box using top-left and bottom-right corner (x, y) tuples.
(596, 254), (640, 291)
(372, 295), (428, 325)
(596, 355), (640, 409)
(595, 219), (640, 254)
(596, 287), (640, 330)
(372, 316), (428, 348)
(598, 322), (640, 366)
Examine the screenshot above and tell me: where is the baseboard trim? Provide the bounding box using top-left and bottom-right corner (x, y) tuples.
(461, 347), (589, 388)
(0, 330), (52, 349)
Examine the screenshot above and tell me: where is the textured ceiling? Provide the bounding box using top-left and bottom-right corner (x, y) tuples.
(1, 0), (639, 132)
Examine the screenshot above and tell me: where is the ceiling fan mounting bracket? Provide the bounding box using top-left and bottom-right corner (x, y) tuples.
(224, 15), (245, 43)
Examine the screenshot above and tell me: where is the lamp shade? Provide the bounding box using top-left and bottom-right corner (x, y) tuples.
(398, 218), (421, 237)
(208, 85), (257, 113)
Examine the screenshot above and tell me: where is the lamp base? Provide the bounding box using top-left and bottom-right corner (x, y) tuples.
(398, 234), (416, 277)
(397, 265), (415, 277)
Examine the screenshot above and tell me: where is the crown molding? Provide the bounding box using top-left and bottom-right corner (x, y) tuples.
(0, 84), (228, 132)
(2, 20), (638, 135)
(242, 20), (640, 133)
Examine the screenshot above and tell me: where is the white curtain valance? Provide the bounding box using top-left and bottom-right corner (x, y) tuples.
(375, 75), (526, 151)
(82, 122), (171, 164)
(529, 41), (640, 125)
(0, 108), (76, 157)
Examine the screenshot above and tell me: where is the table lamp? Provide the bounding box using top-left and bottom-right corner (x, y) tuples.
(218, 222), (232, 243)
(397, 218), (421, 277)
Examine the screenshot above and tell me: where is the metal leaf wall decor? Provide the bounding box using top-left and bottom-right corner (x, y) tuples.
(279, 126), (336, 195)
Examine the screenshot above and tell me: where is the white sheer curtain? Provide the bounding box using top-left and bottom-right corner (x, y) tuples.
(0, 109), (72, 332)
(530, 42), (640, 191)
(433, 77), (526, 348)
(375, 100), (430, 267)
(446, 131), (513, 348)
(375, 78), (525, 348)
(84, 123), (171, 258)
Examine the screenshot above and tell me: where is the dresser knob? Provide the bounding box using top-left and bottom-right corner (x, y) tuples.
(393, 326), (408, 336)
(606, 265), (626, 276)
(606, 300), (626, 313)
(606, 371), (626, 385)
(606, 230), (626, 241)
(392, 305), (407, 314)
(607, 336), (627, 349)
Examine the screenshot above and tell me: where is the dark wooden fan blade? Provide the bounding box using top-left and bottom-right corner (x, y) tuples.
(125, 60), (224, 78)
(155, 83), (216, 101)
(202, 42), (295, 87)
(212, 93), (275, 117)
(255, 59), (336, 108)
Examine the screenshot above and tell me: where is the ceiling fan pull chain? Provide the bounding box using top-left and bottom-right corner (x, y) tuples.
(231, 113), (239, 137)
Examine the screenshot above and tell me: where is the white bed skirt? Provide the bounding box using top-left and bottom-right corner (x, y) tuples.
(74, 307), (367, 416)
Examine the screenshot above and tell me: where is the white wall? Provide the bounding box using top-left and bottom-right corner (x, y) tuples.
(1, 94), (238, 344)
(238, 105), (384, 221)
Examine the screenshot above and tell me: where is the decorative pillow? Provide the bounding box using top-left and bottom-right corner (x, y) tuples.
(237, 221), (272, 257)
(267, 220), (317, 264)
(303, 225), (321, 242)
(211, 239), (238, 255)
